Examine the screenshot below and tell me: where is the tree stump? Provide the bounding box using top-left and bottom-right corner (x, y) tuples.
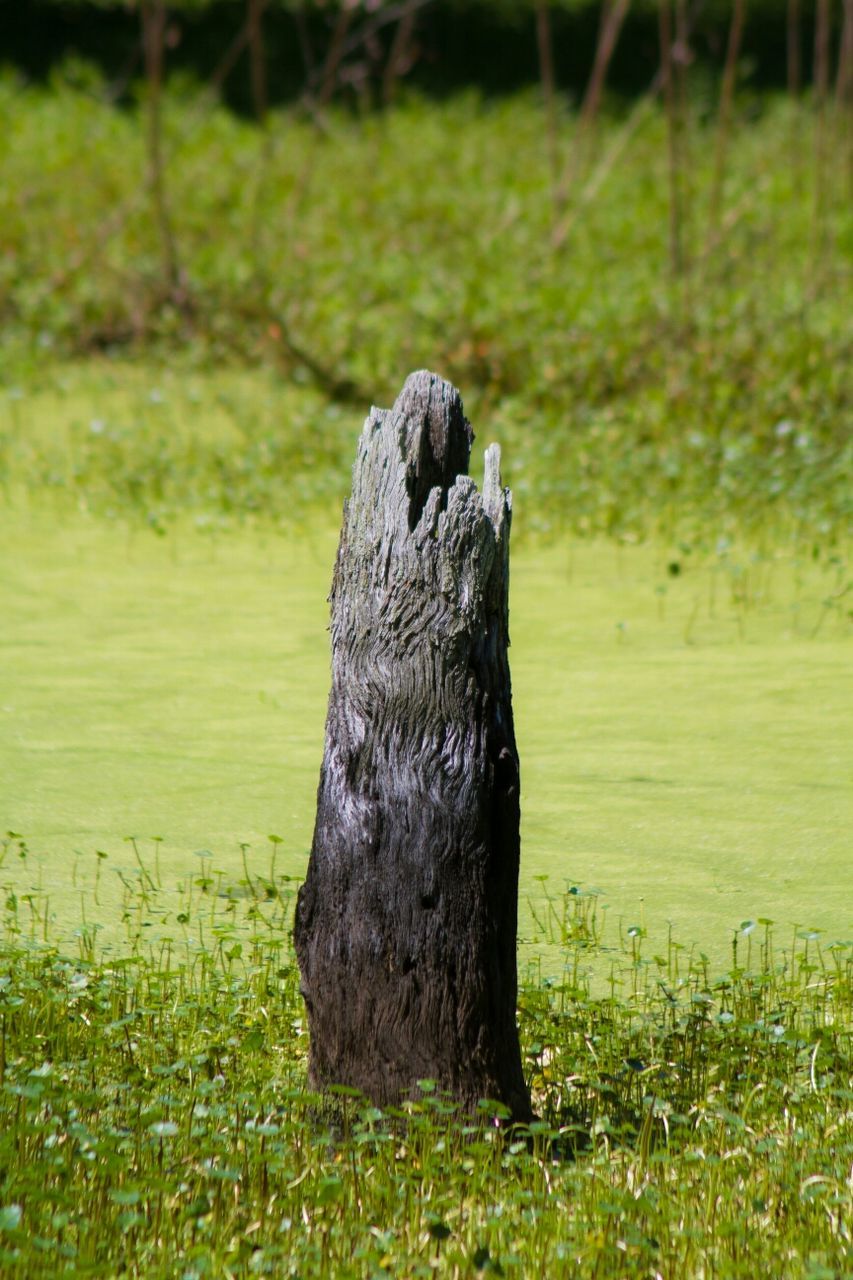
(294, 370), (532, 1122)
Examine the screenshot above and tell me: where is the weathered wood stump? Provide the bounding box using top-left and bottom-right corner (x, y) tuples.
(294, 370), (531, 1122)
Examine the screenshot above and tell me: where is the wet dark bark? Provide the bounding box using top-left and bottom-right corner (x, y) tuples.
(294, 371), (531, 1122)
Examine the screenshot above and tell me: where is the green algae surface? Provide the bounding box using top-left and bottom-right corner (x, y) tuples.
(2, 509), (849, 963)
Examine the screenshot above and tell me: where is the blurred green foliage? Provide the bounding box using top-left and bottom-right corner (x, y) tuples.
(1, 70), (849, 543)
(2, 0), (835, 110)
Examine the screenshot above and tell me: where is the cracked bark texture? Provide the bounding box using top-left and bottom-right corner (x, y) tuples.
(294, 370), (531, 1122)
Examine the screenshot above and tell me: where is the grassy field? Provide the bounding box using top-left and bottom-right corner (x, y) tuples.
(1, 74), (851, 1277)
(1, 862), (851, 1278)
(2, 80), (851, 543)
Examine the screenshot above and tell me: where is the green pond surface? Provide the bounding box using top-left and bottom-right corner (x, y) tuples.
(1, 507), (850, 969)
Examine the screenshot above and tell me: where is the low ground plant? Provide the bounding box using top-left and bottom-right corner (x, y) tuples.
(0, 854), (850, 1278)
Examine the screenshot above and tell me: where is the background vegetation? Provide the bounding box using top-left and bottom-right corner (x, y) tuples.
(1, 87), (850, 543)
(2, 0), (852, 544)
(5, 0), (845, 109)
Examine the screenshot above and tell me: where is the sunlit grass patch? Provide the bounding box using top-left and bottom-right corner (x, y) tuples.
(0, 362), (355, 531)
(1, 82), (851, 543)
(0, 865), (850, 1278)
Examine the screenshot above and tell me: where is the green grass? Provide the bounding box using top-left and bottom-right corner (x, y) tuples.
(0, 868), (850, 1278)
(1, 78), (851, 542)
(0, 363), (351, 532)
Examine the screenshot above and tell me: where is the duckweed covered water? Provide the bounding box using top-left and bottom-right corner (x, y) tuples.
(1, 509), (849, 966)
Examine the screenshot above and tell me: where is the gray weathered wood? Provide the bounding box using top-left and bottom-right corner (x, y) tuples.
(294, 370), (531, 1121)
